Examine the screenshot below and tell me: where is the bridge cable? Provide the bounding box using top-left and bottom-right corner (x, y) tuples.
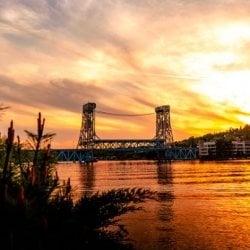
(96, 110), (155, 117)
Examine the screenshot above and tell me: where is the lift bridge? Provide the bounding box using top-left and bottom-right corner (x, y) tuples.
(52, 103), (197, 162)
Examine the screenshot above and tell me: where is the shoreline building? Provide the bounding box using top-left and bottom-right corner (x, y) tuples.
(198, 140), (250, 158)
(232, 141), (250, 156)
(198, 141), (216, 158)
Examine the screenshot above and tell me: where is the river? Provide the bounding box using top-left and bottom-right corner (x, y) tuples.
(56, 160), (250, 250)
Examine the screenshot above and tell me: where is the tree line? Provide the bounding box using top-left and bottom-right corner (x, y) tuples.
(175, 124), (250, 148)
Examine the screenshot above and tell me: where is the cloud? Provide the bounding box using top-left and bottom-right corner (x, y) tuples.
(1, 0), (250, 146)
(0, 75), (109, 111)
(0, 75), (157, 116)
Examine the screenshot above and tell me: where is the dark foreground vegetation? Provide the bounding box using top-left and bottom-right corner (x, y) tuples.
(0, 113), (155, 250)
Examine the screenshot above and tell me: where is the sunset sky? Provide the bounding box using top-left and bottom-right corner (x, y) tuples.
(0, 0), (250, 148)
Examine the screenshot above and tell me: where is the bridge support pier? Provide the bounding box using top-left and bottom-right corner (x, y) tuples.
(155, 105), (174, 146)
(77, 103), (99, 149)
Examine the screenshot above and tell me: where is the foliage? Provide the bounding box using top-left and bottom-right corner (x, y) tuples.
(46, 188), (154, 250)
(175, 124), (250, 148)
(0, 113), (155, 250)
(215, 139), (233, 159)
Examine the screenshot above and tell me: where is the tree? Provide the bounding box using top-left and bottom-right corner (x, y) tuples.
(215, 139), (233, 159)
(0, 113), (155, 250)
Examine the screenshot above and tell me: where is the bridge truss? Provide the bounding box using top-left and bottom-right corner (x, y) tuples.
(77, 102), (174, 149)
(90, 139), (165, 150)
(155, 105), (173, 144)
(51, 147), (197, 162)
(68, 102), (198, 161)
(51, 149), (94, 163)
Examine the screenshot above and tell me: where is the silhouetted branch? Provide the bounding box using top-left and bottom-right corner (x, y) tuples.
(1, 120), (14, 203)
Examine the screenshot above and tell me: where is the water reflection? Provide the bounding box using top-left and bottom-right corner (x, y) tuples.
(79, 163), (95, 196)
(157, 162), (173, 185)
(156, 162), (175, 249)
(56, 160), (250, 250)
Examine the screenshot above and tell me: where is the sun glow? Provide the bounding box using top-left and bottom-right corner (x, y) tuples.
(183, 52), (239, 76)
(215, 23), (250, 46)
(193, 71), (250, 113)
(238, 115), (250, 124)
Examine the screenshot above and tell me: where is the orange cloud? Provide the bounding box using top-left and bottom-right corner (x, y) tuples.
(1, 0), (250, 147)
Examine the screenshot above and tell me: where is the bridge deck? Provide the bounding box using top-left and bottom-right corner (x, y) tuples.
(51, 147), (197, 162)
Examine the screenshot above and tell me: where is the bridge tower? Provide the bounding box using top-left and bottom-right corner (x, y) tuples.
(155, 105), (174, 146)
(77, 102), (99, 148)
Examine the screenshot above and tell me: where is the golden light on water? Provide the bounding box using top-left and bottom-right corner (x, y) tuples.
(56, 160), (250, 249)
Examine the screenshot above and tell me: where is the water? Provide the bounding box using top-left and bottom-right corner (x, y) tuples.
(56, 160), (250, 250)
